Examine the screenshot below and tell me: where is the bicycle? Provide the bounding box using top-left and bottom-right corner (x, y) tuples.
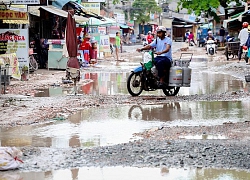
(29, 48), (38, 72)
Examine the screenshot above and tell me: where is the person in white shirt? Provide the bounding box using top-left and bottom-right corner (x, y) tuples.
(238, 22), (249, 62)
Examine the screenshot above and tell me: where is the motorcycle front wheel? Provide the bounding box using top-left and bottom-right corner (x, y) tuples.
(162, 86), (180, 96)
(127, 72), (143, 96)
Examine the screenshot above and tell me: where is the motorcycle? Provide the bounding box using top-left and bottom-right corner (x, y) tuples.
(127, 51), (193, 96)
(142, 37), (148, 46)
(29, 41), (38, 72)
(206, 39), (216, 55)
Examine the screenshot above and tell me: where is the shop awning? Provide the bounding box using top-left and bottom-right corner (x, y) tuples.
(39, 5), (88, 24)
(223, 10), (250, 28)
(119, 24), (129, 28)
(223, 17), (240, 29)
(86, 17), (116, 26)
(231, 11), (245, 19)
(173, 25), (193, 28)
(172, 17), (195, 25)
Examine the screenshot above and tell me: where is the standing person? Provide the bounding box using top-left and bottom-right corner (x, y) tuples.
(146, 31), (154, 44)
(184, 30), (190, 42)
(238, 22), (249, 63)
(246, 28), (250, 64)
(188, 32), (196, 46)
(136, 26), (172, 88)
(40, 38), (48, 69)
(114, 32), (121, 61)
(219, 26), (226, 47)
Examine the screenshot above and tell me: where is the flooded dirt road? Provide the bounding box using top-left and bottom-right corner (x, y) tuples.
(0, 101), (248, 148)
(1, 167), (250, 180)
(34, 59), (246, 97)
(1, 44), (250, 179)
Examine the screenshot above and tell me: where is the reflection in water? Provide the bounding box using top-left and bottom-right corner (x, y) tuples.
(34, 66), (245, 97)
(128, 102), (192, 121)
(0, 101), (249, 148)
(189, 72), (243, 95)
(0, 167), (249, 180)
(179, 134), (227, 140)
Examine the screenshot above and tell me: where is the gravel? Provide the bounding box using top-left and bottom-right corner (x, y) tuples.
(1, 45), (250, 173)
(19, 139), (250, 172)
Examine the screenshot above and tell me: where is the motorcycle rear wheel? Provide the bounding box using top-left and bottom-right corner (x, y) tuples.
(29, 55), (38, 71)
(162, 86), (180, 96)
(127, 72), (143, 96)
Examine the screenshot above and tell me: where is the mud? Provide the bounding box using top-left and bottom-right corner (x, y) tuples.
(0, 44), (250, 176)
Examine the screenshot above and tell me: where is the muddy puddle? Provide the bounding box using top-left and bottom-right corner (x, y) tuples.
(1, 167), (249, 180)
(35, 70), (245, 97)
(0, 101), (248, 148)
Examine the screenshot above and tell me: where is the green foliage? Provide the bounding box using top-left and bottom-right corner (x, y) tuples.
(177, 0), (242, 22)
(131, 0), (162, 24)
(112, 0), (120, 5)
(177, 0), (220, 16)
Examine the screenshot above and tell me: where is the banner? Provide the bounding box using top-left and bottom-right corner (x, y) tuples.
(81, 3), (100, 15)
(115, 13), (125, 24)
(108, 26), (120, 38)
(0, 29), (29, 68)
(98, 27), (106, 35)
(0, 10), (28, 20)
(0, 53), (21, 80)
(1, 0), (46, 5)
(99, 35), (110, 52)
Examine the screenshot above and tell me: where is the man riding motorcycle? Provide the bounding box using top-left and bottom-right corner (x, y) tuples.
(137, 26), (172, 88)
(206, 31), (215, 41)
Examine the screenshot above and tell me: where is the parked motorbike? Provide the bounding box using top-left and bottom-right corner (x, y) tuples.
(127, 51), (193, 96)
(206, 39), (216, 55)
(29, 41), (38, 72)
(142, 37), (148, 46)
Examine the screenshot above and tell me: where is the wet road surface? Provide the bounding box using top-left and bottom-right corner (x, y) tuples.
(35, 59), (246, 97)
(0, 101), (248, 148)
(1, 167), (250, 180)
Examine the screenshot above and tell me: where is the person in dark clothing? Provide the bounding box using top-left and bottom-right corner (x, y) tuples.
(39, 38), (48, 69)
(219, 26), (225, 47)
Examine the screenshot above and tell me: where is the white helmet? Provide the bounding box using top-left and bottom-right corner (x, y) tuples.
(148, 31), (151, 34)
(208, 31), (212, 34)
(156, 26), (166, 32)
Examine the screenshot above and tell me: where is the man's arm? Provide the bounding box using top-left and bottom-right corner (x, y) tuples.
(137, 39), (156, 52)
(156, 44), (171, 55)
(139, 44), (152, 51)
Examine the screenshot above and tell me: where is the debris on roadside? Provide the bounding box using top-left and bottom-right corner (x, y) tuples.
(0, 147), (23, 171)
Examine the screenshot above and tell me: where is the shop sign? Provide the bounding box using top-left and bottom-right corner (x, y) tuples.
(115, 13), (125, 24)
(99, 35), (110, 52)
(0, 29), (29, 68)
(98, 27), (106, 35)
(108, 26), (120, 38)
(127, 20), (134, 27)
(0, 10), (28, 20)
(0, 53), (21, 80)
(1, 0), (47, 5)
(81, 2), (100, 16)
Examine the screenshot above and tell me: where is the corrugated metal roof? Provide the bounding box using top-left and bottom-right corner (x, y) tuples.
(39, 5), (89, 24)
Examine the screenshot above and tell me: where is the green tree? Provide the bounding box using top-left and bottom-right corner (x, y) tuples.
(131, 0), (162, 33)
(112, 0), (120, 5)
(177, 0), (241, 22)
